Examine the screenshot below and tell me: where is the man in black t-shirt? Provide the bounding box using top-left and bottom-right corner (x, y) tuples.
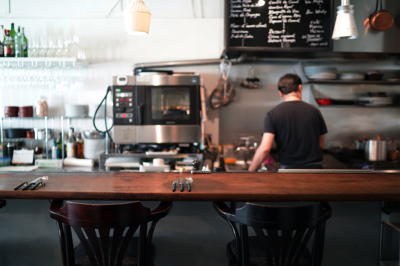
(249, 74), (327, 171)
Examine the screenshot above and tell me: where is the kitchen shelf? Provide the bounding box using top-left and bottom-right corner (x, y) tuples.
(0, 57), (88, 69)
(306, 80), (400, 85)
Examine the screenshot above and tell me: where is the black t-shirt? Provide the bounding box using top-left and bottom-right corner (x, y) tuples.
(263, 101), (328, 167)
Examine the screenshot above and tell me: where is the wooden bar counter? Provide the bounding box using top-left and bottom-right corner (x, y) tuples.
(0, 171), (400, 201)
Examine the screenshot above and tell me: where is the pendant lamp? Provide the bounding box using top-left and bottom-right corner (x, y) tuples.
(124, 0), (151, 35)
(332, 0), (358, 40)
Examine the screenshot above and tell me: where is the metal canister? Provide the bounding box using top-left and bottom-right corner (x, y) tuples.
(365, 135), (391, 161)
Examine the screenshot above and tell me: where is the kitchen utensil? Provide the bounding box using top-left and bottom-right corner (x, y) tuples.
(4, 128), (29, 139)
(185, 177), (193, 192)
(315, 98), (333, 105)
(83, 130), (106, 161)
(172, 178), (177, 192)
(241, 67), (260, 89)
(22, 176), (43, 191)
(209, 60), (235, 109)
(64, 104), (88, 117)
(179, 178), (184, 192)
(18, 106), (34, 117)
(4, 106), (19, 117)
(14, 181), (28, 190)
(370, 0), (394, 31)
(358, 96), (392, 106)
(339, 73), (364, 80)
(365, 135), (392, 161)
(365, 71), (383, 80)
(30, 176), (49, 190)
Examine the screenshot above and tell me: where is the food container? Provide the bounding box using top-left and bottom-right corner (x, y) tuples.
(34, 128), (53, 140)
(4, 128), (29, 139)
(19, 106), (34, 117)
(388, 150), (400, 161)
(4, 106), (19, 117)
(83, 130), (106, 161)
(36, 96), (48, 117)
(65, 104), (88, 118)
(365, 135), (392, 161)
(26, 129), (34, 139)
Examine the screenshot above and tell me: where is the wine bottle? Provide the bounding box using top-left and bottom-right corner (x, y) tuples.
(15, 26), (22, 58)
(10, 23), (16, 41)
(3, 30), (15, 57)
(66, 128), (76, 158)
(21, 27), (28, 57)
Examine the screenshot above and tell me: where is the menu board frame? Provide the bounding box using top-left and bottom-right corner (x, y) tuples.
(224, 0), (334, 52)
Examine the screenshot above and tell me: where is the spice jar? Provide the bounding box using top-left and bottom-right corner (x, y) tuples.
(36, 96), (48, 117)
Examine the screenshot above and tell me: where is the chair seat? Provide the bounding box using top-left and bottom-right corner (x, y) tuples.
(74, 237), (155, 266)
(228, 236), (312, 266)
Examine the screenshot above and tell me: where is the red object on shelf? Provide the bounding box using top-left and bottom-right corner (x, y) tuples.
(316, 98), (333, 105)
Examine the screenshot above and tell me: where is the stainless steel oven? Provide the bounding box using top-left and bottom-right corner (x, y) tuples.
(112, 72), (201, 144)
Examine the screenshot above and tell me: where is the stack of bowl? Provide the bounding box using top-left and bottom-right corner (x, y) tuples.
(19, 106), (34, 117)
(4, 106), (19, 117)
(304, 66), (338, 80)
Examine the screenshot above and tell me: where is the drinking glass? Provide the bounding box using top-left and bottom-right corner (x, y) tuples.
(69, 35), (79, 58)
(39, 36), (48, 57)
(47, 36), (57, 57)
(55, 36), (64, 57)
(29, 36), (39, 57)
(63, 36), (71, 57)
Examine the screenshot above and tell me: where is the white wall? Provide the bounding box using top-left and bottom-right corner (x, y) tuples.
(0, 0), (224, 143)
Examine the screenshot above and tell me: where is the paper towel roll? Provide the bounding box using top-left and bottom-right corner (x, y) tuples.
(64, 158), (94, 167)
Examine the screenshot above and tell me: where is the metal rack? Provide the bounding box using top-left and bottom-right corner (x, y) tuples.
(0, 57), (88, 69)
(1, 116), (54, 159)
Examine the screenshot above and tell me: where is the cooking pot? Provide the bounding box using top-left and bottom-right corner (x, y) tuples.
(365, 135), (392, 161)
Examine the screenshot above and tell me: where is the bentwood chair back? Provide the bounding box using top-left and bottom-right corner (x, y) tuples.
(213, 202), (332, 266)
(50, 200), (172, 266)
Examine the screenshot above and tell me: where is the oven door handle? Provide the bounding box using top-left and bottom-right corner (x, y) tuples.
(137, 103), (144, 125)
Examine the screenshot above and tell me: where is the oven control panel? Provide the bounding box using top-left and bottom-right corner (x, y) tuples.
(112, 86), (135, 125)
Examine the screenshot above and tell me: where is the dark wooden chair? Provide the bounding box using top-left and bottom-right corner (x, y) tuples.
(213, 202), (332, 266)
(49, 200), (172, 266)
(0, 200), (5, 209)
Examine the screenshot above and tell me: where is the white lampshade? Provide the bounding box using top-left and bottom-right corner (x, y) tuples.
(332, 0), (358, 40)
(124, 0), (151, 35)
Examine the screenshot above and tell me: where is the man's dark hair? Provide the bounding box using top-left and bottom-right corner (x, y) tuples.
(278, 74), (302, 95)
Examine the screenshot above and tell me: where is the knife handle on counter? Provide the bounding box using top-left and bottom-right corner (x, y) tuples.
(14, 182), (27, 190)
(22, 183), (34, 191)
(179, 178), (184, 192)
(172, 181), (177, 192)
(30, 182), (42, 191)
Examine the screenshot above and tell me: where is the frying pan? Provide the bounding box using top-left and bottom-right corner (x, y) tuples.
(370, 0), (394, 31)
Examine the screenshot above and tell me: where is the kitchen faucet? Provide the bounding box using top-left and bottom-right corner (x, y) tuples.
(234, 137), (258, 169)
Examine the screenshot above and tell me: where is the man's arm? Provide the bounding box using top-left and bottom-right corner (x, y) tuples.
(248, 133), (275, 172)
(319, 134), (325, 149)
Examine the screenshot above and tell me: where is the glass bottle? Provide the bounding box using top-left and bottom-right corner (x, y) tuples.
(0, 25), (4, 57)
(56, 132), (63, 158)
(15, 26), (22, 58)
(66, 127), (76, 158)
(52, 139), (58, 159)
(3, 30), (15, 57)
(21, 27), (28, 57)
(75, 132), (84, 159)
(10, 23), (16, 41)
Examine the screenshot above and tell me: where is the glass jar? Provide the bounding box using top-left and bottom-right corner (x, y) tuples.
(36, 96), (48, 117)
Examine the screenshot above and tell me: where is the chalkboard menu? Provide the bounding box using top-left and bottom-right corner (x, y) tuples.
(225, 0), (333, 51)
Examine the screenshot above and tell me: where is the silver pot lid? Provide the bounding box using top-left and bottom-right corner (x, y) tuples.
(83, 130), (105, 139)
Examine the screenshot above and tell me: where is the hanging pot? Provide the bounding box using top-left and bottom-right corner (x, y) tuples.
(370, 0), (394, 31)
